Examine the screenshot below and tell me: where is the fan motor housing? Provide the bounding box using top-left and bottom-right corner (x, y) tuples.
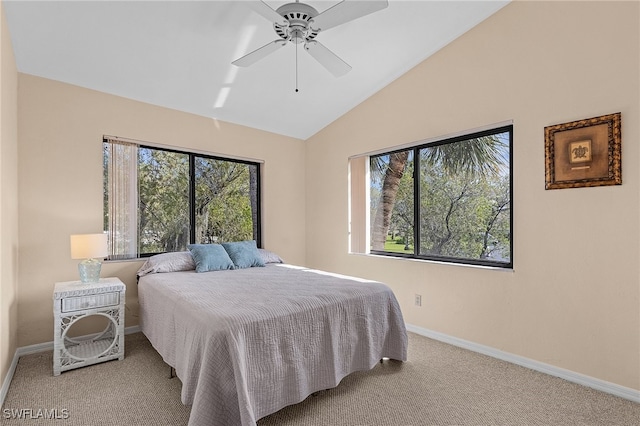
(274, 2), (320, 44)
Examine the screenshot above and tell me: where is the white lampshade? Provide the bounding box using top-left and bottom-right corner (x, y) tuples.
(70, 233), (108, 260)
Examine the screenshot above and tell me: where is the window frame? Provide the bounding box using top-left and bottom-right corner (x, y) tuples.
(369, 125), (513, 269)
(103, 138), (262, 259)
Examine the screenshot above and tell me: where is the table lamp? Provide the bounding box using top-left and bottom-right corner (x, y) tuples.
(70, 233), (108, 283)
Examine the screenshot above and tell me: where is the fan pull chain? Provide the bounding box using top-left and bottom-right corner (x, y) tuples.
(295, 42), (299, 93)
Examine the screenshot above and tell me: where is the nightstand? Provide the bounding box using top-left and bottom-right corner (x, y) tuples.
(53, 277), (125, 375)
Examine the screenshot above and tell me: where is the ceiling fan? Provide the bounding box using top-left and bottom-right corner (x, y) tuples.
(232, 0), (389, 78)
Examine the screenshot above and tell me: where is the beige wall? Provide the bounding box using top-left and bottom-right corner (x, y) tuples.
(306, 1), (639, 391)
(17, 75), (306, 347)
(0, 1), (18, 388)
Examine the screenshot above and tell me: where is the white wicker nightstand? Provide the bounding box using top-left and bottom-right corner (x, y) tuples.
(53, 277), (125, 376)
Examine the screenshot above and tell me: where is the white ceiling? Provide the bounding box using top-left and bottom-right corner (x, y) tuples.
(4, 0), (509, 140)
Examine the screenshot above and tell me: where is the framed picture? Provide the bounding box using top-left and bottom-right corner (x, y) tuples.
(544, 112), (622, 190)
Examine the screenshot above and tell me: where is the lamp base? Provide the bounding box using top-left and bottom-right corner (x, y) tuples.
(78, 258), (102, 283)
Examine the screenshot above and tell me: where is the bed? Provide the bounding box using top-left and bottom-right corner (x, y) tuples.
(137, 248), (408, 426)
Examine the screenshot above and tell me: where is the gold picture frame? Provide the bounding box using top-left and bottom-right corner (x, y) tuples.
(544, 112), (621, 190)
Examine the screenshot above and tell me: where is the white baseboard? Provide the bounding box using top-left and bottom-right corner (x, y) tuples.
(0, 351), (19, 408)
(406, 323), (640, 403)
(0, 325), (141, 406)
(125, 325), (141, 335)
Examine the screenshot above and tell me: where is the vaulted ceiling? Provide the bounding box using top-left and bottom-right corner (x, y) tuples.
(4, 1), (509, 139)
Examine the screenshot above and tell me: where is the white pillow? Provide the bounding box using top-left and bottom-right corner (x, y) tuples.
(137, 251), (196, 276)
(258, 248), (284, 264)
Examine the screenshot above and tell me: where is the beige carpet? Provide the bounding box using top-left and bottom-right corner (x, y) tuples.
(2, 332), (638, 425)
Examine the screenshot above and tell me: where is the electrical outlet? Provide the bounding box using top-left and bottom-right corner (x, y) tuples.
(414, 294), (422, 307)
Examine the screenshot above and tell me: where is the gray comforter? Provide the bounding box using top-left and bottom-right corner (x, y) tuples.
(138, 264), (408, 426)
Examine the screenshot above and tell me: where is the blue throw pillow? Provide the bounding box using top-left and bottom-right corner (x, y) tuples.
(221, 240), (265, 269)
(187, 244), (235, 273)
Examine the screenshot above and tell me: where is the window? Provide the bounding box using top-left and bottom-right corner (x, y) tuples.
(103, 137), (261, 259)
(367, 125), (512, 268)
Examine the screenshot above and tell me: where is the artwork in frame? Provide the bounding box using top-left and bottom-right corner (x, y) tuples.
(544, 112), (622, 190)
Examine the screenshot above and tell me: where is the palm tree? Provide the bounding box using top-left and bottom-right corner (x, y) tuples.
(422, 136), (507, 179)
(371, 151), (410, 250)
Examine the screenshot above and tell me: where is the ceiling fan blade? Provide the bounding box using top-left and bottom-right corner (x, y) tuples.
(232, 39), (288, 67)
(304, 41), (352, 77)
(247, 1), (288, 27)
(310, 0), (388, 32)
